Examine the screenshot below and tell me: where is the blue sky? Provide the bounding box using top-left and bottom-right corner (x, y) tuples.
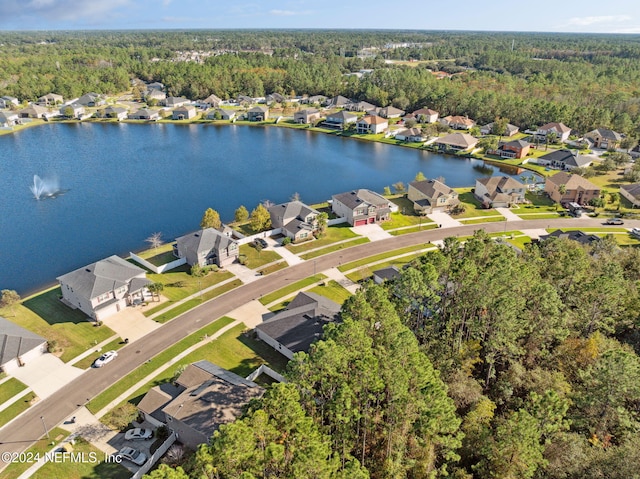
(1, 0), (640, 33)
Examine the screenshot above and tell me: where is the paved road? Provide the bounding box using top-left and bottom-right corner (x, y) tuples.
(0, 218), (637, 465)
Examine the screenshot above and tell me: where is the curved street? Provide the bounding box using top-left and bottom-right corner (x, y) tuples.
(0, 217), (638, 462)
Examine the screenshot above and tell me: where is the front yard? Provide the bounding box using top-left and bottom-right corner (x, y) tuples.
(239, 243), (283, 269)
(287, 224), (360, 254)
(453, 190), (501, 218)
(308, 280), (353, 304)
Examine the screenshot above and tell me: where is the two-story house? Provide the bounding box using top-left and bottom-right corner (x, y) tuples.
(474, 176), (526, 208)
(174, 228), (239, 268)
(57, 255), (151, 321)
(584, 128), (623, 149)
(544, 172), (601, 205)
(356, 115), (388, 134)
(294, 108), (323, 124)
(489, 139), (531, 159)
(408, 179), (460, 214)
(439, 115), (475, 130)
(172, 105), (197, 120)
(268, 201), (319, 243)
(324, 110), (358, 129)
(331, 189), (392, 226)
(410, 108), (439, 123)
(535, 122), (572, 143)
(247, 105), (269, 121)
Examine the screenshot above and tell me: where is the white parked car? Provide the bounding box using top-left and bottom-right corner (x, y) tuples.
(93, 350), (118, 368)
(124, 428), (153, 440)
(118, 446), (147, 466)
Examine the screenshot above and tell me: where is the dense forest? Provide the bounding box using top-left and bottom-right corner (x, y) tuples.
(145, 231), (640, 479)
(2, 30), (640, 135)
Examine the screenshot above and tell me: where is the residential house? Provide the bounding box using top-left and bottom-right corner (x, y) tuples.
(266, 92), (286, 104)
(145, 89), (166, 104)
(331, 189), (393, 226)
(535, 122), (572, 143)
(59, 103), (84, 118)
(544, 171), (601, 205)
(268, 201), (319, 242)
(489, 139), (531, 159)
(100, 106), (128, 120)
(0, 317), (47, 374)
(138, 360), (263, 449)
(196, 94), (222, 109)
(394, 127), (426, 142)
(584, 128), (623, 149)
(36, 93), (63, 106)
(294, 108), (322, 124)
(620, 183), (640, 207)
(76, 93), (106, 107)
(127, 108), (160, 120)
(174, 228), (239, 268)
(356, 115), (388, 134)
(324, 110), (358, 129)
(347, 100), (377, 112)
(379, 106), (405, 119)
(323, 95), (352, 108)
(57, 255), (151, 321)
(206, 108), (236, 121)
(474, 176), (526, 208)
(480, 122), (519, 136)
(18, 105), (53, 119)
(440, 115), (475, 130)
(411, 108), (439, 123)
(146, 82), (165, 91)
(537, 149), (593, 171)
(172, 105), (197, 120)
(247, 105), (269, 121)
(539, 230), (601, 247)
(164, 97), (190, 108)
(255, 292), (340, 359)
(0, 96), (19, 109)
(408, 179), (460, 214)
(0, 110), (19, 127)
(372, 266), (401, 284)
(435, 132), (478, 151)
(304, 95), (327, 105)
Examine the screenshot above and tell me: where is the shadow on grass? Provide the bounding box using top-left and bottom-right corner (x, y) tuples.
(23, 288), (90, 325)
(235, 332), (289, 375)
(83, 460), (131, 479)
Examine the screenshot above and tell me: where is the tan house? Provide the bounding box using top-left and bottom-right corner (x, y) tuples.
(247, 105), (269, 121)
(128, 108), (160, 120)
(356, 115), (388, 134)
(268, 201), (319, 242)
(332, 189), (393, 226)
(475, 176), (526, 208)
(294, 108), (322, 124)
(440, 115), (475, 130)
(394, 127), (426, 142)
(620, 183), (640, 207)
(19, 105), (53, 119)
(408, 179), (459, 214)
(172, 105), (197, 120)
(435, 132), (478, 151)
(544, 171), (601, 205)
(536, 122), (572, 142)
(411, 108), (439, 123)
(174, 228), (239, 268)
(145, 89), (166, 103)
(379, 106), (405, 118)
(196, 94), (222, 109)
(36, 93), (63, 106)
(584, 128), (623, 149)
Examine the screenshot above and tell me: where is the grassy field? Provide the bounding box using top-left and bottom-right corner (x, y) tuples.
(299, 237), (370, 260)
(87, 316), (236, 414)
(239, 243), (282, 269)
(0, 392), (36, 429)
(338, 244), (433, 273)
(0, 378), (28, 405)
(308, 280), (353, 304)
(134, 243), (176, 266)
(0, 427), (69, 479)
(259, 274), (327, 306)
(72, 337), (124, 370)
(258, 261), (288, 275)
(6, 288), (115, 363)
(287, 224), (359, 254)
(453, 190), (501, 218)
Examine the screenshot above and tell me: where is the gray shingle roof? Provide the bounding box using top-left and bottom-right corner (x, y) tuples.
(0, 316), (46, 368)
(326, 110), (357, 123)
(333, 189), (389, 210)
(409, 179), (454, 199)
(540, 229), (600, 246)
(621, 183), (640, 199)
(175, 228), (237, 261)
(268, 201), (318, 230)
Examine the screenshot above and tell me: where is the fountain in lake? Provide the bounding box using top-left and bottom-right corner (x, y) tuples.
(30, 175), (64, 200)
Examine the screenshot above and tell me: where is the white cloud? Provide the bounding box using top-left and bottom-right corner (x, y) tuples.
(567, 15), (632, 26)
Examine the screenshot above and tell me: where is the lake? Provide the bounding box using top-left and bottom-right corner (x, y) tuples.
(0, 123), (535, 294)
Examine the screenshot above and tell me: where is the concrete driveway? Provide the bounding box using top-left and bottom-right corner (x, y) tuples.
(351, 223), (392, 241)
(10, 353), (84, 399)
(101, 308), (161, 342)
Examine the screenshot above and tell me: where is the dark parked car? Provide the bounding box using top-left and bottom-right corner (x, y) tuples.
(253, 238), (268, 249)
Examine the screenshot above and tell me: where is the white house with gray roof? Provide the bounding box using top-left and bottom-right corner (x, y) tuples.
(620, 183), (640, 207)
(268, 201), (319, 242)
(331, 189), (393, 226)
(57, 255), (151, 321)
(174, 228), (239, 268)
(0, 317), (47, 374)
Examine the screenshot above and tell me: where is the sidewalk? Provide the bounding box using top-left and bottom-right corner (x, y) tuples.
(427, 211), (463, 228)
(495, 207), (522, 221)
(322, 268), (360, 294)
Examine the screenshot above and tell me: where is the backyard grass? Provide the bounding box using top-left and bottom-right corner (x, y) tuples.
(0, 392), (36, 429)
(87, 316), (236, 414)
(299, 237), (370, 260)
(258, 261), (288, 275)
(308, 280), (353, 304)
(389, 223), (439, 235)
(72, 337), (124, 369)
(0, 427), (68, 479)
(287, 224), (359, 254)
(338, 244), (433, 273)
(9, 288), (115, 363)
(345, 253), (426, 283)
(453, 190), (501, 218)
(31, 436), (130, 479)
(259, 274), (327, 306)
(381, 211), (435, 230)
(127, 324), (289, 406)
(0, 378), (28, 405)
(134, 242), (176, 267)
(239, 243), (282, 269)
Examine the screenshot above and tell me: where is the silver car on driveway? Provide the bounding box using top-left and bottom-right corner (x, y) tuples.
(124, 428), (153, 440)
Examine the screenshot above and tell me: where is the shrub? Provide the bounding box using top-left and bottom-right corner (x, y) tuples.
(238, 254), (248, 265)
(102, 402), (139, 430)
(281, 237), (292, 245)
(47, 340), (58, 353)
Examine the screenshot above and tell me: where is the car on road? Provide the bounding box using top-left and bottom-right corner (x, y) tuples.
(605, 218), (624, 225)
(93, 350), (118, 368)
(124, 428), (153, 441)
(253, 238), (268, 249)
(118, 446), (147, 466)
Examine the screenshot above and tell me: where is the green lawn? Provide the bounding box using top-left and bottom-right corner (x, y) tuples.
(134, 243), (176, 267)
(459, 217), (506, 225)
(299, 237), (370, 260)
(381, 211), (434, 231)
(9, 288), (115, 363)
(31, 436), (130, 479)
(239, 243), (282, 269)
(73, 337), (124, 370)
(127, 324), (289, 406)
(287, 224), (359, 254)
(87, 316), (236, 414)
(338, 244), (433, 273)
(0, 378), (28, 405)
(389, 224), (439, 235)
(308, 280), (353, 304)
(258, 261), (288, 275)
(545, 227), (629, 233)
(453, 190), (501, 218)
(0, 427), (68, 479)
(259, 274), (327, 306)
(0, 392), (36, 429)
(345, 253), (426, 283)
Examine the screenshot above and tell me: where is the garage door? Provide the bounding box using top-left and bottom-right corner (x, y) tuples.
(354, 219), (367, 226)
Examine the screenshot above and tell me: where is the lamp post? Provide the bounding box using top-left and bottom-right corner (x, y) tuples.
(40, 416), (49, 439)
